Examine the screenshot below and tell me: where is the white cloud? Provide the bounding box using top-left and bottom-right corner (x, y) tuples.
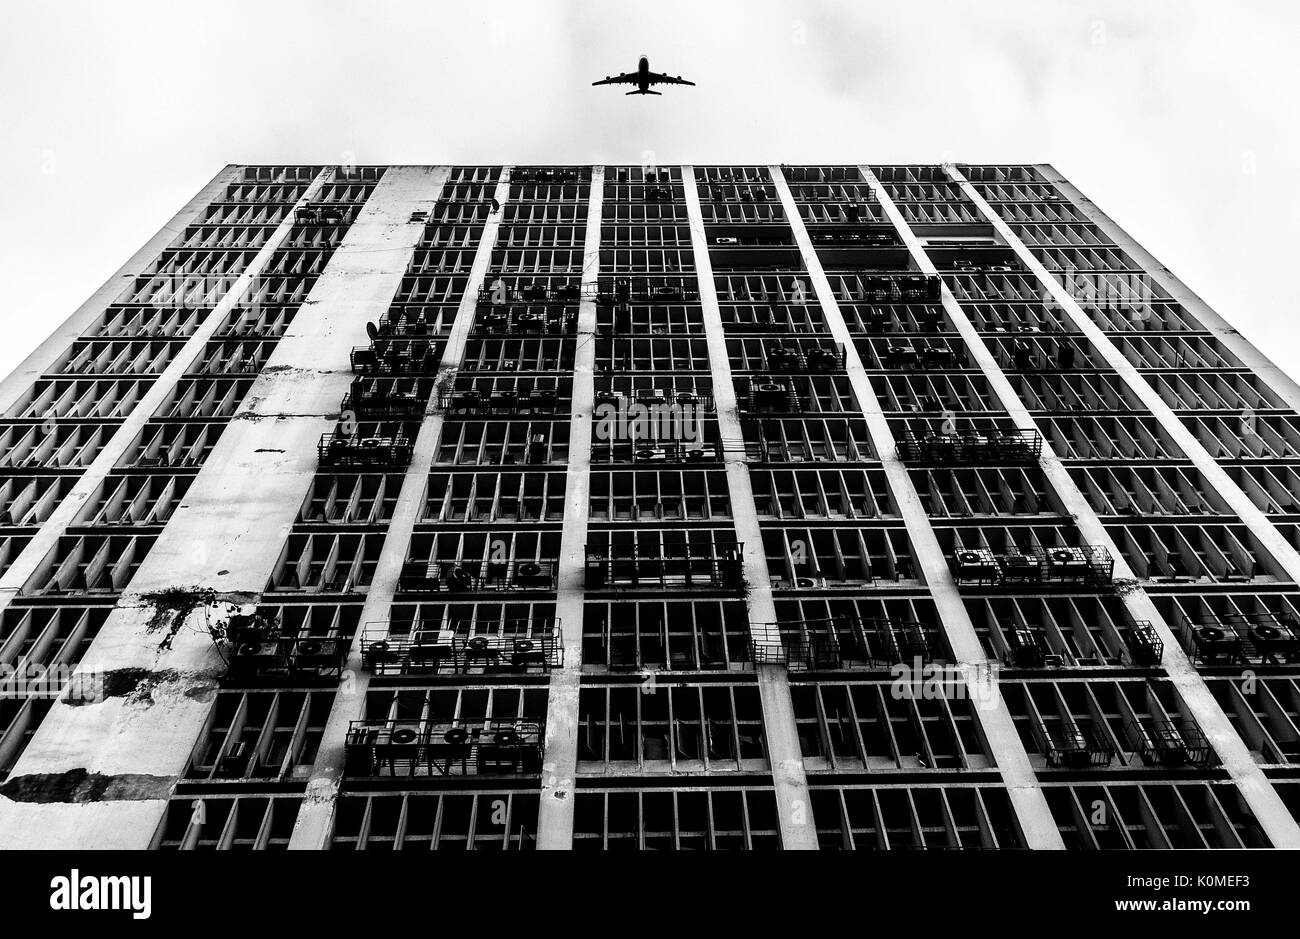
(0, 0), (1296, 379)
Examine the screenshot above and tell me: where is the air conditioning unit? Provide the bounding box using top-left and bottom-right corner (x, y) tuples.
(514, 562), (552, 589)
(714, 236), (740, 246)
(445, 566), (475, 592)
(1192, 622), (1241, 661)
(227, 640), (287, 679)
(292, 638), (345, 672)
(527, 433), (548, 464)
(453, 390), (481, 411)
(956, 546), (1003, 582)
(807, 348), (839, 371)
(218, 741), (254, 778)
(1248, 619), (1299, 661)
(364, 639), (401, 668)
(792, 576), (827, 590)
(1008, 627), (1047, 668)
(752, 380), (789, 411)
(511, 637), (547, 667)
(767, 347), (800, 370)
(463, 636), (501, 664)
(1045, 547), (1089, 577)
(530, 389), (559, 411)
(479, 311), (508, 331)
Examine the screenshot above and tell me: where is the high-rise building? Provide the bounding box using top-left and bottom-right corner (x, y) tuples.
(1, 162), (1298, 851)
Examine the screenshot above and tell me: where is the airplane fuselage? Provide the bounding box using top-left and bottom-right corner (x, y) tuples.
(637, 56), (651, 92)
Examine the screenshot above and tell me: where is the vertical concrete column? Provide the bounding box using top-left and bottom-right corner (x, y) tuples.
(773, 168), (1064, 849)
(0, 164), (241, 415)
(0, 166), (447, 849)
(1036, 165), (1300, 414)
(290, 168), (513, 850)
(865, 165), (1300, 848)
(683, 166), (818, 850)
(536, 167), (604, 849)
(0, 170), (335, 615)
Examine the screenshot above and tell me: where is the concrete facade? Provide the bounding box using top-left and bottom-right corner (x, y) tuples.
(1, 163), (1298, 851)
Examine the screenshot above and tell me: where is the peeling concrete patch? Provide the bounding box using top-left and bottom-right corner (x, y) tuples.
(0, 768), (174, 804)
(65, 667), (221, 708)
(101, 668), (152, 700)
(1113, 577), (1142, 597)
(254, 448), (285, 453)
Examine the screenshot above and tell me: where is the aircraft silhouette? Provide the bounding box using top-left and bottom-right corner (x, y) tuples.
(593, 55), (696, 95)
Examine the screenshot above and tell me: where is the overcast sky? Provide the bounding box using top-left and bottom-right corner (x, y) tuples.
(0, 0), (1296, 381)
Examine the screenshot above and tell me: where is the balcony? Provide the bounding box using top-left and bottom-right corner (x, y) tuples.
(438, 388), (563, 417)
(294, 204), (353, 226)
(398, 558), (556, 593)
(592, 439), (724, 465)
(810, 227), (897, 247)
(318, 433), (414, 469)
(595, 277), (700, 305)
(1127, 718), (1213, 768)
(513, 166), (588, 184)
(738, 377), (802, 415)
(951, 544), (1115, 589)
(219, 615), (348, 682)
(361, 619), (563, 675)
(474, 308), (577, 336)
(477, 280), (585, 307)
(762, 343), (845, 373)
(1044, 722), (1115, 768)
(1126, 621), (1164, 667)
(342, 382), (427, 420)
(1181, 612), (1300, 667)
(750, 616), (931, 671)
(344, 719), (543, 777)
(349, 342), (441, 376)
(879, 341), (964, 370)
(585, 545), (743, 591)
(896, 429), (1042, 464)
(851, 273), (941, 302)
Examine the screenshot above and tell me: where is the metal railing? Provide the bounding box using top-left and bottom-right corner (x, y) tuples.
(1044, 721), (1114, 768)
(750, 617), (933, 671)
(951, 544), (1115, 588)
(397, 559), (557, 593)
(224, 634), (349, 681)
(897, 429), (1043, 464)
(361, 619), (563, 674)
(344, 719), (544, 777)
(584, 547), (744, 591)
(1127, 718), (1213, 768)
(762, 343), (846, 374)
(437, 389), (564, 416)
(1181, 612), (1300, 667)
(317, 433), (414, 468)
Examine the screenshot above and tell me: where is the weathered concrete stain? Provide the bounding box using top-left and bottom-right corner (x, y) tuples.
(0, 768), (174, 803)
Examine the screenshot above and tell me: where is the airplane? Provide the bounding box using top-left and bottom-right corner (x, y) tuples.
(593, 55), (696, 95)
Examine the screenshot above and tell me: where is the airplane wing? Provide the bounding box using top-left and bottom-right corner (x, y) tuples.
(592, 72), (638, 86)
(646, 72), (695, 87)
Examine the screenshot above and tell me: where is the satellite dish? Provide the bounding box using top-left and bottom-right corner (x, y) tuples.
(366, 322), (378, 341)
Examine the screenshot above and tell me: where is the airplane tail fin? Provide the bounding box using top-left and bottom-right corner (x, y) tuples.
(626, 89), (662, 95)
